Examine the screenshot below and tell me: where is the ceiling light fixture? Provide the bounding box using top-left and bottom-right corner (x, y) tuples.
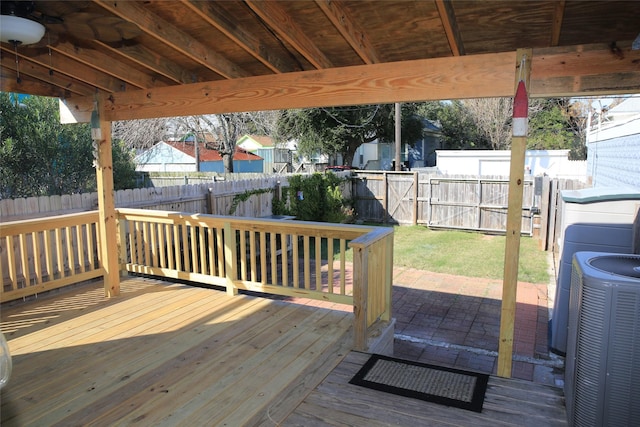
(0, 14), (45, 46)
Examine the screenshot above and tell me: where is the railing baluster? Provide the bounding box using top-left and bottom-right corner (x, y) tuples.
(44, 229), (54, 279)
(19, 233), (30, 286)
(199, 226), (207, 274)
(303, 235), (310, 289)
(292, 233), (299, 288)
(189, 224), (197, 273)
(65, 226), (74, 277)
(207, 227), (215, 276)
(158, 223), (167, 269)
(76, 225), (86, 273)
(270, 232), (277, 284)
(216, 228), (224, 277)
(260, 231), (267, 285)
(315, 236), (321, 291)
(281, 233), (288, 287)
(54, 228), (63, 278)
(249, 230), (257, 282)
(340, 239), (346, 295)
(6, 236), (17, 290)
(32, 231), (42, 284)
(327, 238), (334, 294)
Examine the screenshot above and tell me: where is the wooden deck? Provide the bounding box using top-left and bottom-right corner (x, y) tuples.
(1, 276), (567, 426)
(0, 277), (353, 426)
(284, 351), (567, 426)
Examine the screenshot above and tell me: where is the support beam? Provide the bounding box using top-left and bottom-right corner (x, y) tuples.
(497, 48), (532, 378)
(94, 94), (120, 297)
(61, 42), (639, 123)
(550, 0), (566, 46)
(435, 0), (465, 56)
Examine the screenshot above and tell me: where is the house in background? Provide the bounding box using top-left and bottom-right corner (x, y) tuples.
(434, 149), (587, 180)
(351, 118), (442, 170)
(237, 134), (292, 173)
(587, 95), (640, 190)
(135, 141), (263, 173)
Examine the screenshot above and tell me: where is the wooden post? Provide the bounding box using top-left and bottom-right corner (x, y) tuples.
(224, 221), (238, 296)
(394, 102), (402, 171)
(497, 48), (531, 378)
(352, 244), (369, 351)
(413, 172), (419, 225)
(382, 172), (388, 223)
(94, 93), (120, 297)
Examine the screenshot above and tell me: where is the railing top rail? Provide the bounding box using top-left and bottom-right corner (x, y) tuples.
(0, 210), (100, 236)
(116, 208), (377, 239)
(349, 227), (394, 248)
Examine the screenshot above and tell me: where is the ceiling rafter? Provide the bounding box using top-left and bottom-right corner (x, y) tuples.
(435, 0), (465, 56)
(0, 55), (95, 96)
(0, 45), (126, 93)
(50, 41), (162, 90)
(94, 41), (194, 85)
(315, 0), (380, 65)
(92, 0), (250, 80)
(245, 0), (334, 70)
(1, 69), (75, 99)
(550, 0), (566, 46)
(182, 0), (298, 74)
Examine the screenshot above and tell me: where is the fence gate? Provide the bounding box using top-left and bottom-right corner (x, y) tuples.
(427, 177), (535, 235)
(352, 172), (536, 235)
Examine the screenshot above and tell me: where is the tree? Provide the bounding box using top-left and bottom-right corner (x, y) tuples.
(277, 104), (424, 166)
(419, 97), (585, 155)
(0, 93), (137, 198)
(418, 101), (490, 149)
(462, 98), (514, 149)
(112, 118), (168, 151)
(527, 98), (578, 153)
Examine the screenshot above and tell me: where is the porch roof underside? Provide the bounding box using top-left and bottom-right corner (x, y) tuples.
(0, 1), (638, 120)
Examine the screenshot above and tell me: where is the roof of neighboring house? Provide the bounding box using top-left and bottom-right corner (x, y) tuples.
(237, 135), (275, 150)
(165, 141), (262, 161)
(608, 96), (640, 114)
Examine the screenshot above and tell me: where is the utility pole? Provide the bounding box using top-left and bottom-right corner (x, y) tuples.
(394, 102), (401, 171)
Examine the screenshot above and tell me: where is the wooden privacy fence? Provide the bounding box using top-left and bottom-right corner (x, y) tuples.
(353, 171), (536, 235)
(0, 176), (290, 221)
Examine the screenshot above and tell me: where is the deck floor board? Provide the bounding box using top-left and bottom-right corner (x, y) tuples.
(1, 278), (353, 426)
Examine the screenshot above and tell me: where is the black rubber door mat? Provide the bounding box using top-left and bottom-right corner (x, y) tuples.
(349, 354), (489, 413)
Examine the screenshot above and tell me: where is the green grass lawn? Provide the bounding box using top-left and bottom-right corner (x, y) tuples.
(389, 225), (550, 284)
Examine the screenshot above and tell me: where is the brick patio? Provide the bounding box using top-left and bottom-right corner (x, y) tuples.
(392, 267), (564, 387)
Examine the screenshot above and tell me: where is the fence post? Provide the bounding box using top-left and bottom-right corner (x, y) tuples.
(413, 172), (419, 225)
(383, 172), (388, 223)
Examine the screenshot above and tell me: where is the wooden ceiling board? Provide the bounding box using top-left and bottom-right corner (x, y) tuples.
(341, 1), (453, 62)
(559, 1), (640, 46)
(453, 1), (558, 54)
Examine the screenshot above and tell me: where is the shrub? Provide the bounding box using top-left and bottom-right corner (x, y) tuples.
(281, 173), (353, 223)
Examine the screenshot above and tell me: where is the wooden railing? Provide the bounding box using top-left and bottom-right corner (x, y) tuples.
(0, 211), (104, 302)
(117, 208), (393, 350)
(1, 208), (394, 351)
